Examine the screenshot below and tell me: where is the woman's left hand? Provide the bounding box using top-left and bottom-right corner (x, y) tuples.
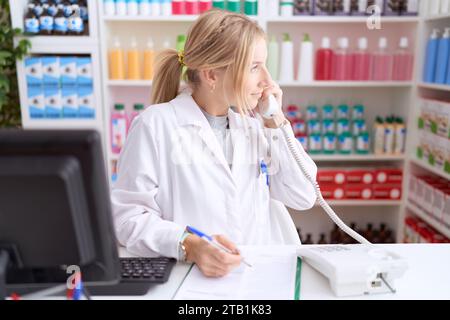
(260, 82), (288, 129)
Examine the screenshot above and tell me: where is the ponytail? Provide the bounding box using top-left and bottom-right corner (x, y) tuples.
(151, 49), (183, 105)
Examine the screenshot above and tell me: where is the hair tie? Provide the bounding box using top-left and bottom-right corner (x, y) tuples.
(177, 50), (185, 67)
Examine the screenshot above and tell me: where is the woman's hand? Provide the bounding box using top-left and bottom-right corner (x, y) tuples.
(183, 234), (242, 277)
(259, 82), (288, 129)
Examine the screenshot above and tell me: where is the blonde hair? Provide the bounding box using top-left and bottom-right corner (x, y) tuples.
(151, 9), (266, 115)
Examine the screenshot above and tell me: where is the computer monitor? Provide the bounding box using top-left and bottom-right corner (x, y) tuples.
(0, 129), (120, 298)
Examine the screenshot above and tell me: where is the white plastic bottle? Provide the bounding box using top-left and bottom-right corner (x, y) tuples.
(161, 0), (172, 16)
(279, 33), (294, 82)
(441, 0), (450, 14)
(266, 0), (279, 17)
(267, 35), (279, 81)
(151, 0), (162, 16)
(116, 0), (127, 15)
(127, 0), (139, 15)
(428, 0), (441, 16)
(104, 0), (116, 15)
(139, 0), (151, 15)
(280, 0), (294, 17)
(298, 33), (314, 83)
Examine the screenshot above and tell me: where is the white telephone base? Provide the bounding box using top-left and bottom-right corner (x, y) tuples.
(297, 245), (408, 297)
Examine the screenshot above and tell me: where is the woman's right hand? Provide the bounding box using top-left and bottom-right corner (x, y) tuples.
(183, 234), (242, 277)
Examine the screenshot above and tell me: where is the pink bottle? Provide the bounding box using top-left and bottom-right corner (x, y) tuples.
(128, 103), (144, 130)
(352, 37), (372, 81)
(111, 103), (129, 154)
(392, 37), (414, 81)
(315, 37), (334, 81)
(371, 37), (393, 81)
(185, 0), (199, 14)
(333, 37), (353, 81)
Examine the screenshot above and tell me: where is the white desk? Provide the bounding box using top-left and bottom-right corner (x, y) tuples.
(97, 244), (450, 300)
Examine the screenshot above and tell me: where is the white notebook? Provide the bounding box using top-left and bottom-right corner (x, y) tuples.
(173, 245), (300, 300)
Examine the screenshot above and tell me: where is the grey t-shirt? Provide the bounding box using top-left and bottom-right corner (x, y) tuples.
(200, 108), (233, 169)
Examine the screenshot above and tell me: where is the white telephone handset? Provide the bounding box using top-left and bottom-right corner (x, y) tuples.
(260, 95), (408, 297)
(260, 95), (280, 119)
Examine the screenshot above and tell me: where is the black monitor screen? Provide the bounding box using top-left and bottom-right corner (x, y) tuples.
(0, 130), (120, 295)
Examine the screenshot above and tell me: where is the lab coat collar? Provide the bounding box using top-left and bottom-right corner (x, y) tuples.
(170, 87), (246, 131)
(170, 88), (253, 187)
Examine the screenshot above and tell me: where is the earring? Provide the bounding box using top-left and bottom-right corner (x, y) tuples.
(210, 84), (215, 92)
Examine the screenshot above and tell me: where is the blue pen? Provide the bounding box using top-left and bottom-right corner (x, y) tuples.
(260, 160), (269, 186)
(186, 226), (252, 268)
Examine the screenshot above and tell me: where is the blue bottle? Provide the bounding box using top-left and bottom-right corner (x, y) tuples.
(423, 29), (440, 83)
(447, 50), (450, 85)
(435, 28), (450, 84)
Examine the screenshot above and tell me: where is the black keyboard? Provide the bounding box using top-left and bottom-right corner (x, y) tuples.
(86, 257), (176, 296)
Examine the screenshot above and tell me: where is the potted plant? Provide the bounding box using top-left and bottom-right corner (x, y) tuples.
(0, 0), (31, 128)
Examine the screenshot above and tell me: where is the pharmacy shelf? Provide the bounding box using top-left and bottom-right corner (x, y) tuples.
(107, 80), (414, 88)
(265, 16), (419, 23)
(410, 158), (450, 181)
(315, 200), (402, 207)
(102, 14), (259, 22)
(102, 15), (199, 22)
(423, 14), (450, 22)
(108, 80), (153, 86)
(20, 118), (101, 130)
(278, 81), (414, 88)
(15, 36), (98, 54)
(310, 154), (405, 162)
(407, 203), (450, 239)
(418, 82), (450, 92)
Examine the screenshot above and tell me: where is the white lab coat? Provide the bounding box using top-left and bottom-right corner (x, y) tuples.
(111, 88), (317, 259)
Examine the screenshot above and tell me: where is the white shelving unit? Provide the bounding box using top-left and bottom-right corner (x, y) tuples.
(10, 0), (104, 137)
(407, 203), (450, 239)
(401, 6), (450, 243)
(11, 1), (449, 244)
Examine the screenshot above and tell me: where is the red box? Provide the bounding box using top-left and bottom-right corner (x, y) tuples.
(172, 0), (185, 14)
(345, 184), (372, 200)
(374, 168), (403, 184)
(432, 233), (449, 243)
(185, 0), (199, 14)
(418, 227), (434, 243)
(346, 170), (374, 185)
(199, 0), (212, 13)
(320, 184), (345, 200)
(318, 170), (346, 185)
(373, 184), (402, 200)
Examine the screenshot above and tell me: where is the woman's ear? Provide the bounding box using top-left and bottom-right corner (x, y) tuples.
(200, 68), (222, 90)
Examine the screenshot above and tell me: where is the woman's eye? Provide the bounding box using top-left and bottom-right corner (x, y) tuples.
(251, 65), (259, 72)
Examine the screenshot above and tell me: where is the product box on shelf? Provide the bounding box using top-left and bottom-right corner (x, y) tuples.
(320, 184), (345, 200)
(294, 0), (314, 15)
(42, 56), (60, 86)
(317, 169), (346, 184)
(346, 169), (374, 184)
(373, 184), (402, 200)
(44, 86), (62, 118)
(60, 57), (78, 86)
(77, 85), (95, 118)
(25, 57), (43, 86)
(77, 57), (93, 86)
(432, 187), (450, 223)
(374, 168), (403, 184)
(344, 184), (373, 200)
(61, 86), (78, 118)
(27, 85), (45, 118)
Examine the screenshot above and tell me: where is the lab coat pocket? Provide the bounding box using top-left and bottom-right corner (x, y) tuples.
(253, 170), (270, 227)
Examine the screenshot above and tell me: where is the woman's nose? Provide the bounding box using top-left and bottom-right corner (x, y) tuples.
(260, 66), (272, 87)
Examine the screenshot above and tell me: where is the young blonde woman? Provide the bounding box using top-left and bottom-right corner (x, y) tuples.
(111, 9), (317, 278)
